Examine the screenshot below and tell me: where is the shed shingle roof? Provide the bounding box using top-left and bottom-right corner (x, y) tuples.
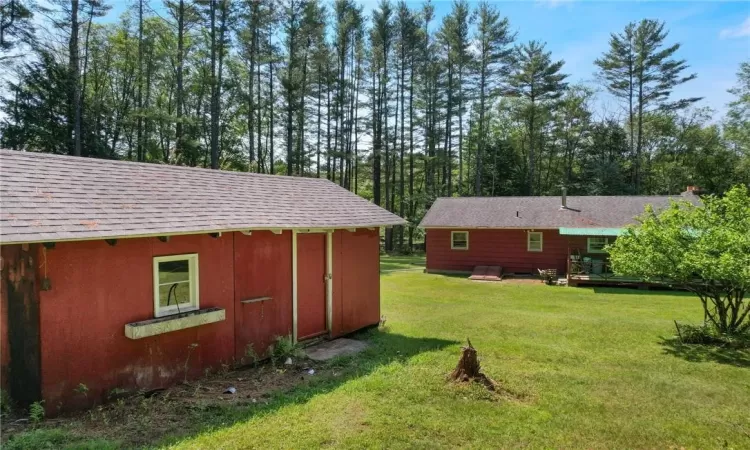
(0, 150), (405, 244)
(419, 193), (700, 229)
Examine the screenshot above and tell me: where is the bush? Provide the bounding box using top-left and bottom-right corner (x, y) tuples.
(4, 429), (118, 450)
(270, 335), (303, 363)
(674, 321), (750, 347)
(0, 389), (13, 416)
(674, 322), (719, 345)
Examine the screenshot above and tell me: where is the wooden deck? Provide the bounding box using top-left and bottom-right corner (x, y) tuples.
(567, 273), (677, 289)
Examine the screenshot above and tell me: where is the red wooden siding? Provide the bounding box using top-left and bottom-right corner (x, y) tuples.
(36, 235), (235, 412)
(0, 228), (383, 414)
(296, 233), (328, 340)
(331, 229), (381, 337)
(233, 231), (293, 362)
(426, 228), (589, 274)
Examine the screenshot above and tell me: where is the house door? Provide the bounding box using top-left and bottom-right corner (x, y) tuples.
(296, 232), (328, 341)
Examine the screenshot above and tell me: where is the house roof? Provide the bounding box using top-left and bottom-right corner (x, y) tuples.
(419, 193), (700, 229)
(0, 149), (405, 244)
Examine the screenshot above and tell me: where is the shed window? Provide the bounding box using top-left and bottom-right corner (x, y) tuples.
(587, 237), (612, 253)
(154, 254), (199, 317)
(451, 231), (469, 250)
(527, 232), (543, 252)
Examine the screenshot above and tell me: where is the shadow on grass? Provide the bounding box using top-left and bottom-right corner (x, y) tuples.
(659, 337), (750, 368)
(155, 330), (457, 446)
(5, 331), (457, 449)
(592, 286), (694, 296)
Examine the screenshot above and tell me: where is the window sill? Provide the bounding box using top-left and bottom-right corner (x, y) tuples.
(124, 307), (226, 340)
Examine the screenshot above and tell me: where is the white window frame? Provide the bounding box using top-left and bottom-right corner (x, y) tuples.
(587, 237), (611, 254)
(527, 231), (543, 252)
(153, 253), (199, 318)
(450, 231), (469, 250)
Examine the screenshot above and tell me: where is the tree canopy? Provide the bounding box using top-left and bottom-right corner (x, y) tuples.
(608, 186), (750, 335)
(0, 1), (747, 252)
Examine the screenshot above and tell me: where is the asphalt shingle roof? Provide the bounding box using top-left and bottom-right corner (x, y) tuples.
(419, 193), (700, 229)
(0, 149), (405, 244)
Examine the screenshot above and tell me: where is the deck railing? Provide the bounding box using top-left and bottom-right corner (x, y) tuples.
(568, 256), (617, 280)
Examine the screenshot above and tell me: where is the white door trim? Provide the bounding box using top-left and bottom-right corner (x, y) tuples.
(292, 230), (298, 343)
(326, 231), (333, 334)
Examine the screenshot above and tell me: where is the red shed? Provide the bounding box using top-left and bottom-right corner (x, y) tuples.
(0, 150), (404, 413)
(420, 189), (700, 282)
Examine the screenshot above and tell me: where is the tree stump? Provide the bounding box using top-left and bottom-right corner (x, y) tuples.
(450, 339), (496, 391)
(450, 339), (481, 381)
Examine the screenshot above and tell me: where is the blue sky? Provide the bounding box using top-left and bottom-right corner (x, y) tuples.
(106, 0), (749, 120)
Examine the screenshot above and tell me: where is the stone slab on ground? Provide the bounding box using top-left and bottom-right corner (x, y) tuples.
(305, 338), (369, 361)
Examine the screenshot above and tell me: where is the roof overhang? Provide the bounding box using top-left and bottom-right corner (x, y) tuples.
(0, 225), (390, 246)
(558, 227), (624, 236)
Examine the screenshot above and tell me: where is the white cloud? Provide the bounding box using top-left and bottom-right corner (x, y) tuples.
(535, 0), (576, 9)
(719, 16), (750, 39)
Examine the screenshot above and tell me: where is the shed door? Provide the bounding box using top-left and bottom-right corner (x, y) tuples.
(296, 233), (327, 340)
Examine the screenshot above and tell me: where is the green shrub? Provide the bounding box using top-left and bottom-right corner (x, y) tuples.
(0, 389), (13, 416)
(270, 334), (303, 362)
(4, 429), (118, 450)
(28, 401), (45, 425)
(674, 321), (750, 347)
(675, 322), (716, 344)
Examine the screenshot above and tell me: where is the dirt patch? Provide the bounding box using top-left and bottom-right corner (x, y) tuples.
(1, 359), (334, 448)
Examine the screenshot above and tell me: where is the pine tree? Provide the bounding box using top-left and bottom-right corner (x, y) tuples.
(595, 19), (700, 193)
(473, 1), (514, 195)
(0, 0), (34, 58)
(508, 40), (567, 195)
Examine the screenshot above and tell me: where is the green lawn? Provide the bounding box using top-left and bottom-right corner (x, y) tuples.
(6, 256), (749, 449)
(379, 254), (425, 273)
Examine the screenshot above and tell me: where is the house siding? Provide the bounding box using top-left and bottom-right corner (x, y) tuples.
(426, 228), (590, 275)
(0, 228), (382, 414)
(37, 234), (236, 412)
(233, 231), (294, 364)
(331, 229), (381, 337)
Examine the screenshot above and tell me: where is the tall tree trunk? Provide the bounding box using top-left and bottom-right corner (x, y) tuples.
(69, 0), (81, 156)
(476, 62), (486, 196)
(528, 95), (536, 195)
(175, 0), (185, 160)
(372, 66), (381, 206)
(247, 12), (256, 167)
(136, 0), (144, 161)
(443, 63), (453, 196)
(398, 43), (405, 249)
(316, 65), (322, 178)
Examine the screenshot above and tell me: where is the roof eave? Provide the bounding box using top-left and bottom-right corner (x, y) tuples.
(0, 222), (405, 246)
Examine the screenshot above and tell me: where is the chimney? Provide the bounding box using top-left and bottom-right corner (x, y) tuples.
(560, 187), (568, 210)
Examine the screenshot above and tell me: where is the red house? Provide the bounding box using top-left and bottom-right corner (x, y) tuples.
(0, 150), (404, 413)
(420, 188), (700, 284)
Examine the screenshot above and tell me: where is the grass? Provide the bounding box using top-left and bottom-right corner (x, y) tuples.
(379, 254), (425, 273)
(4, 255), (749, 449)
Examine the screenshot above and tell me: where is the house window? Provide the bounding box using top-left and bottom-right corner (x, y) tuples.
(451, 231), (469, 250)
(527, 232), (543, 252)
(587, 237), (612, 254)
(153, 254), (199, 317)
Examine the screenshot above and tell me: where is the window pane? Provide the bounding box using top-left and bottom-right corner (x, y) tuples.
(589, 238), (608, 251)
(452, 232), (467, 248)
(159, 282), (192, 307)
(159, 260), (190, 284)
(529, 233), (542, 250)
